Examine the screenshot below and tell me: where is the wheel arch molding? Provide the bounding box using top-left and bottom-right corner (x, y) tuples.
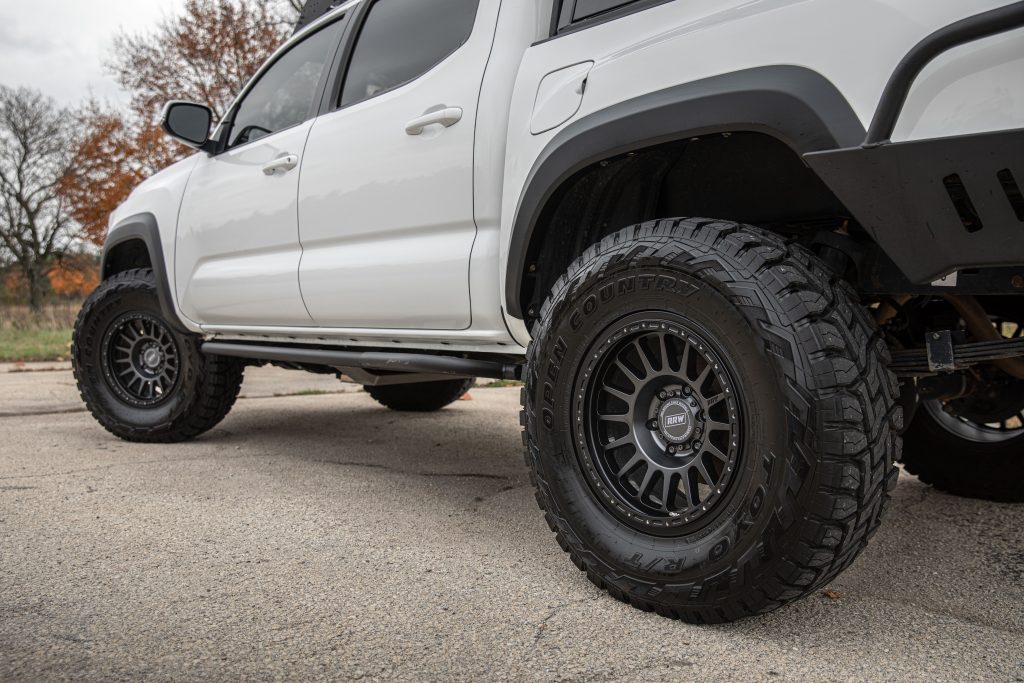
(504, 65), (866, 320)
(101, 213), (190, 334)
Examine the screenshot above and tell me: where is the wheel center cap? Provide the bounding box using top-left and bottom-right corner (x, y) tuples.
(142, 347), (163, 370)
(658, 398), (696, 443)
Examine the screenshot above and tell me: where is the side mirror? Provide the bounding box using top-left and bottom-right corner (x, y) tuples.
(160, 101), (214, 151)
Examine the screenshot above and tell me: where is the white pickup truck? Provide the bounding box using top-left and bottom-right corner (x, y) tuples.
(73, 0), (1024, 622)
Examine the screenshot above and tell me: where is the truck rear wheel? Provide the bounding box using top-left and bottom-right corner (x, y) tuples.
(72, 268), (244, 443)
(365, 378), (474, 412)
(901, 374), (1024, 502)
(521, 219), (901, 622)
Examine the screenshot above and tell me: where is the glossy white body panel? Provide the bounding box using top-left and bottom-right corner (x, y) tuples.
(108, 0), (1018, 355)
(176, 122), (315, 326)
(892, 26), (1024, 142)
(108, 155), (203, 333)
(296, 0), (503, 330)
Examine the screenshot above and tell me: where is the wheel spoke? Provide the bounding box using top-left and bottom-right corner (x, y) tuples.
(659, 472), (676, 512)
(694, 458), (716, 489)
(657, 333), (673, 373)
(704, 392), (726, 410)
(705, 419), (732, 433)
(616, 453), (644, 478)
(615, 359), (645, 383)
(604, 432), (636, 451)
(633, 339), (657, 377)
(602, 384), (635, 406)
(693, 362), (713, 389)
(703, 442), (730, 463)
(637, 466), (656, 499)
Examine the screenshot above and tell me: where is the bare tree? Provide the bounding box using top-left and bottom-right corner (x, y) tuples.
(0, 86), (76, 310)
(110, 0), (289, 122)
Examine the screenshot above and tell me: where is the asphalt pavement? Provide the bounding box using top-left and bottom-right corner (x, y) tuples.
(1, 364), (1022, 682)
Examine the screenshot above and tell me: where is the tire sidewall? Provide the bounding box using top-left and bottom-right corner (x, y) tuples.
(529, 259), (799, 595)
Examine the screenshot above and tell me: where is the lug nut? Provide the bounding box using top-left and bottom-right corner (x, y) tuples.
(692, 440), (703, 450)
(683, 386), (692, 395)
(667, 446), (677, 454)
(658, 390), (668, 400)
(647, 419), (659, 430)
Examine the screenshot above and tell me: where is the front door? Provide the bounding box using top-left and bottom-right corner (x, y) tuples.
(297, 0), (499, 330)
(175, 17), (347, 327)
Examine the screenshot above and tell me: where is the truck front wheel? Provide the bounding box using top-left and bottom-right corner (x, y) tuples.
(521, 219), (902, 622)
(72, 268), (244, 443)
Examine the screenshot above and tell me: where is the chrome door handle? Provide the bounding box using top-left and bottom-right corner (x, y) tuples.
(405, 106), (463, 135)
(262, 154), (299, 175)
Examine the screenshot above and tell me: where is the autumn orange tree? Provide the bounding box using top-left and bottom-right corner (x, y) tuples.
(62, 0), (301, 245)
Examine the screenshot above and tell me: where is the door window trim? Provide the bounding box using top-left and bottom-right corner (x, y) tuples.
(544, 0), (674, 41)
(214, 14), (350, 154)
(324, 0), (482, 115)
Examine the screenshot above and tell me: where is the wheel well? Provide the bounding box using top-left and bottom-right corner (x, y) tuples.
(103, 238), (152, 279)
(516, 132), (858, 319)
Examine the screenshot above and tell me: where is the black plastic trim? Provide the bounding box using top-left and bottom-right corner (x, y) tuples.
(101, 213), (190, 334)
(866, 1), (1024, 146)
(202, 342), (521, 380)
(504, 65), (865, 318)
(545, 0), (675, 40)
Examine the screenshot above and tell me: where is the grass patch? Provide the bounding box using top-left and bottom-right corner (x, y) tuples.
(0, 327), (73, 362)
(0, 302), (80, 362)
(478, 379), (523, 388)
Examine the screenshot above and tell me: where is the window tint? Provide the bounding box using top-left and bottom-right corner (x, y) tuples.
(228, 19), (344, 148)
(340, 0), (480, 108)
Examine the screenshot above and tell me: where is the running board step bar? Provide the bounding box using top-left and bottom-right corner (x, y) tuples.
(201, 342), (522, 381)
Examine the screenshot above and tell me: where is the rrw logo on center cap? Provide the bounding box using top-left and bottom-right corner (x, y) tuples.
(665, 414), (689, 427)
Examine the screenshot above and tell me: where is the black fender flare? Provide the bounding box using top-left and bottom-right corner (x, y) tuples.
(504, 65), (866, 319)
(102, 213), (190, 333)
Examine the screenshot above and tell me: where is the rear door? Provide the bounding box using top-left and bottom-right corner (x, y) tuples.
(297, 0), (499, 330)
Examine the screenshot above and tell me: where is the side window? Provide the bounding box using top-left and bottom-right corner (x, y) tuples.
(339, 0), (480, 108)
(228, 19), (344, 148)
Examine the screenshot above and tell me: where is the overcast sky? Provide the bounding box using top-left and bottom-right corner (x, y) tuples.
(0, 0), (184, 107)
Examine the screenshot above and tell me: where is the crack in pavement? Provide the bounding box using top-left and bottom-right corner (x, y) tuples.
(313, 458), (515, 482)
(0, 391), (356, 419)
(534, 597), (601, 644)
(0, 407), (87, 419)
(1, 453), (518, 485)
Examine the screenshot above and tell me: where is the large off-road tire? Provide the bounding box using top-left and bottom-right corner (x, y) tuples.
(522, 219), (902, 623)
(901, 397), (1024, 503)
(365, 378), (474, 412)
(72, 268), (244, 443)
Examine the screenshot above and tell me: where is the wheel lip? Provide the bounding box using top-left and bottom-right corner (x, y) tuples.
(100, 311), (181, 409)
(570, 310), (744, 537)
(923, 399), (1024, 444)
